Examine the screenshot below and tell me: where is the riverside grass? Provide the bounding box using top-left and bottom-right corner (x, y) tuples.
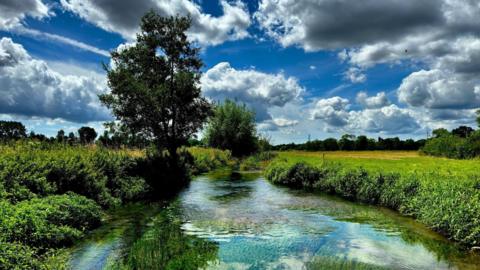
(265, 151), (480, 248)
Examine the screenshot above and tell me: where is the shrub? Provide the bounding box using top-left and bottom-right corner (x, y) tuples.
(0, 241), (43, 270)
(188, 147), (231, 174)
(0, 143), (150, 207)
(0, 194), (101, 249)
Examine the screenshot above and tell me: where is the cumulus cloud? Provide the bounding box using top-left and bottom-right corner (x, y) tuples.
(311, 96), (419, 134)
(398, 69), (480, 109)
(0, 38), (110, 122)
(60, 0), (251, 46)
(0, 0), (50, 29)
(201, 62), (303, 121)
(356, 91), (390, 109)
(344, 67), (366, 83)
(349, 105), (420, 134)
(310, 97), (350, 127)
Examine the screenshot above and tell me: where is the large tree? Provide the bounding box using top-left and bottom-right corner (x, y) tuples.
(100, 12), (211, 160)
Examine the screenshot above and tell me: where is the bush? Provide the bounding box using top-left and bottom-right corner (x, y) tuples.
(187, 147), (231, 174)
(0, 143), (150, 207)
(0, 241), (43, 270)
(422, 131), (480, 159)
(0, 194), (101, 250)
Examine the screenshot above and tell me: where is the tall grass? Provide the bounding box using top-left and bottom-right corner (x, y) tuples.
(265, 151), (480, 248)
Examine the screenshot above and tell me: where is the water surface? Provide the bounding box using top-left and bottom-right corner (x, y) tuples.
(70, 171), (480, 269)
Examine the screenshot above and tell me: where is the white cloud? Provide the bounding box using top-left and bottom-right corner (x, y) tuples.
(310, 97), (350, 127)
(0, 0), (50, 30)
(201, 62), (303, 121)
(356, 91), (390, 109)
(11, 26), (110, 57)
(344, 67), (366, 83)
(311, 96), (419, 134)
(398, 69), (480, 109)
(349, 105), (420, 134)
(0, 37), (111, 122)
(272, 117), (299, 127)
(60, 0), (251, 46)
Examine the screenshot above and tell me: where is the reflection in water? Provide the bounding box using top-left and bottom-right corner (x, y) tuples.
(69, 172), (480, 270)
(108, 202), (218, 270)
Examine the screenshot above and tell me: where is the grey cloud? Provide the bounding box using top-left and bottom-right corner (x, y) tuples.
(0, 0), (49, 29)
(60, 0), (251, 46)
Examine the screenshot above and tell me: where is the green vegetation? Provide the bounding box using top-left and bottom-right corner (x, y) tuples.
(107, 203), (218, 270)
(100, 12), (211, 162)
(0, 141), (235, 269)
(422, 128), (480, 159)
(204, 99), (259, 157)
(265, 151), (480, 247)
(272, 134), (425, 151)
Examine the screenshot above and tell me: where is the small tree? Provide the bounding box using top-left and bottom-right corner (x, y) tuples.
(0, 121), (27, 140)
(204, 100), (258, 157)
(56, 129), (66, 143)
(78, 126), (97, 144)
(432, 128), (449, 138)
(100, 12), (211, 161)
(67, 132), (77, 144)
(477, 110), (480, 127)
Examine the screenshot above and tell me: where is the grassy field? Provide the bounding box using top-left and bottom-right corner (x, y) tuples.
(274, 150), (480, 175)
(266, 150), (480, 248)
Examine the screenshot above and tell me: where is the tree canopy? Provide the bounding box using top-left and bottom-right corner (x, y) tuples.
(100, 11), (211, 158)
(78, 126), (97, 144)
(204, 100), (258, 157)
(0, 121), (27, 140)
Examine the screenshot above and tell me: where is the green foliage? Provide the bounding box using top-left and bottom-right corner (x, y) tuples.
(187, 147), (232, 174)
(477, 109), (480, 127)
(265, 155), (480, 247)
(204, 100), (258, 157)
(108, 203), (218, 270)
(77, 126), (97, 144)
(0, 121), (27, 140)
(0, 143), (150, 206)
(273, 135), (424, 151)
(422, 131), (480, 159)
(0, 194), (101, 250)
(0, 241), (43, 270)
(100, 12), (211, 157)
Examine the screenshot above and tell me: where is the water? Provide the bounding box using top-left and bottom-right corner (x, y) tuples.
(69, 171), (480, 269)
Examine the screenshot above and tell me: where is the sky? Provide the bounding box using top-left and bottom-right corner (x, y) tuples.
(0, 0), (479, 144)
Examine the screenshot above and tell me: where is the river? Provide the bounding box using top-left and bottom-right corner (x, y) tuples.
(68, 171), (480, 269)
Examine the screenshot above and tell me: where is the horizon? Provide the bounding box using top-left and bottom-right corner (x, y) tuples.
(1, 0), (479, 144)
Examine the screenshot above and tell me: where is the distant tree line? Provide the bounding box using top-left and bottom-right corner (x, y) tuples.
(0, 120), (98, 145)
(422, 124), (480, 159)
(271, 134), (426, 151)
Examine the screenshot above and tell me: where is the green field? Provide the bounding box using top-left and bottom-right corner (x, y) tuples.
(274, 150), (480, 175)
(266, 150), (480, 248)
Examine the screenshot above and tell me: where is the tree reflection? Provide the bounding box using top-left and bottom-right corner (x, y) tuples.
(109, 203), (218, 270)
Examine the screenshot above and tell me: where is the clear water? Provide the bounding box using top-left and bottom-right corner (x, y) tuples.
(69, 171), (480, 269)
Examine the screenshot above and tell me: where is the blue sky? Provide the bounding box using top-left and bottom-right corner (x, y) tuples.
(1, 0), (479, 144)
